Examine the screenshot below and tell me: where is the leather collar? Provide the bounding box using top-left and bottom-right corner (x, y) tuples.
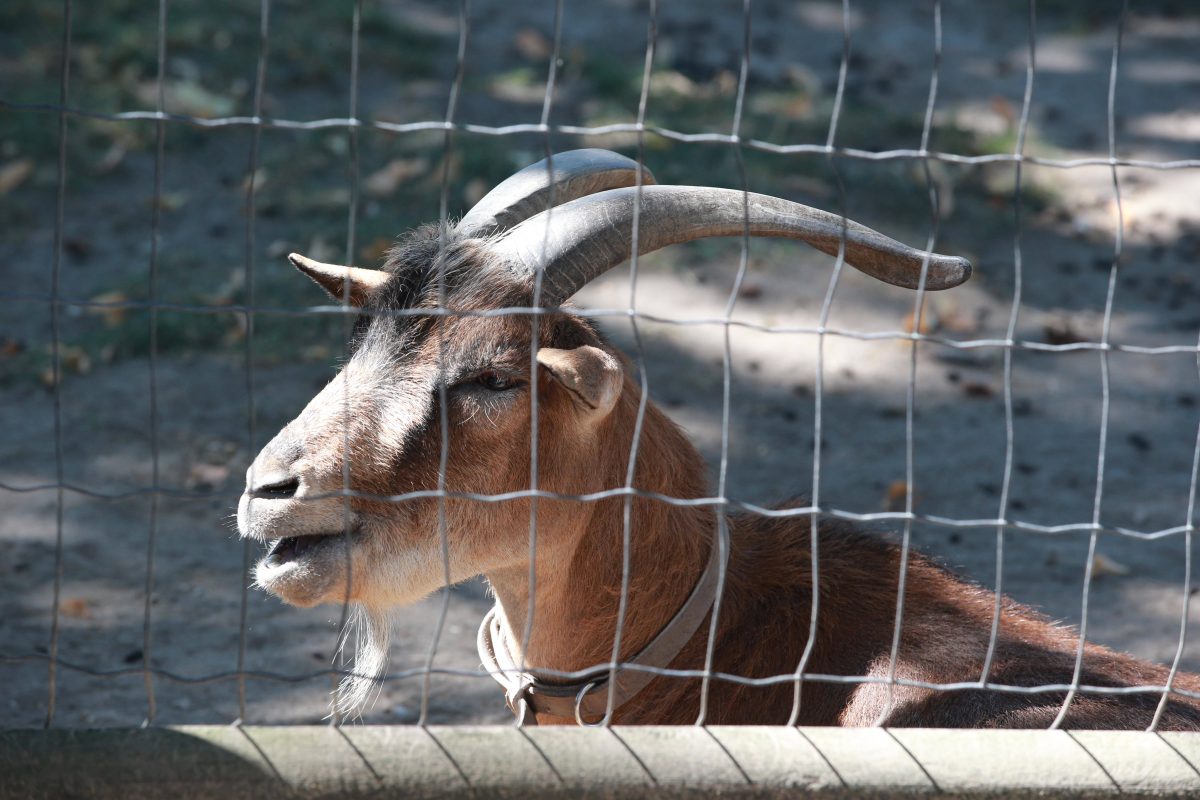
(477, 532), (727, 725)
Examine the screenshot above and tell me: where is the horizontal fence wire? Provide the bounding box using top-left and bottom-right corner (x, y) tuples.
(2, 0), (1199, 733)
(3, 99), (1199, 170)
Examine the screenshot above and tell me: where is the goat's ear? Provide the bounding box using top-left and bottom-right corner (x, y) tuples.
(536, 345), (623, 421)
(288, 253), (389, 306)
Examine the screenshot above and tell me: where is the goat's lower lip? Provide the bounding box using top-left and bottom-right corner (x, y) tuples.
(265, 532), (347, 566)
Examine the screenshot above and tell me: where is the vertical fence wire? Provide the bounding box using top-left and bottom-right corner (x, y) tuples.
(41, 0), (73, 730)
(139, 0), (169, 728)
(517, 0), (566, 721)
(418, 0), (471, 727)
(1149, 331), (1200, 730)
(878, 0), (942, 726)
(330, 0), (364, 726)
(234, 0), (272, 725)
(980, 0), (1038, 688)
(1050, 0), (1128, 731)
(602, 0), (658, 728)
(694, 0), (756, 727)
(786, 0), (855, 729)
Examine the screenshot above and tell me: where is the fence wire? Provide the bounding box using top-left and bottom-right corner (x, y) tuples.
(2, 0), (1199, 734)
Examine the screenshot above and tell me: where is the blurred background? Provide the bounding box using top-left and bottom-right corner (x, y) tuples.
(3, 0), (1200, 727)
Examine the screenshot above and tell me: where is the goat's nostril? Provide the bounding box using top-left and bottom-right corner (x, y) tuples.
(251, 476), (301, 499)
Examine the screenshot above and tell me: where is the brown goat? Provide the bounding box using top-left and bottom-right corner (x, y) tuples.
(237, 150), (1200, 729)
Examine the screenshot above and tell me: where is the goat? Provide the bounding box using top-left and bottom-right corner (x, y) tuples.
(237, 149), (1200, 729)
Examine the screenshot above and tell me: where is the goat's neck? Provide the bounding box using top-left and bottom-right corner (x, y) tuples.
(486, 398), (713, 674)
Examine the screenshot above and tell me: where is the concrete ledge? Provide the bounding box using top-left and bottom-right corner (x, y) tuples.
(2, 726), (1200, 798)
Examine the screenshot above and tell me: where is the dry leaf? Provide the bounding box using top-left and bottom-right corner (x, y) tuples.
(302, 344), (332, 362)
(962, 381), (994, 399)
(187, 462), (230, 490)
(1044, 319), (1084, 346)
(903, 309), (937, 335)
(242, 168), (268, 194)
(938, 308), (979, 335)
(0, 337), (24, 358)
(364, 158), (426, 198)
(137, 80), (235, 118)
(153, 191), (188, 212)
(463, 178), (488, 207)
(1093, 553), (1132, 578)
(990, 95), (1017, 127)
(88, 290), (130, 327)
(513, 27), (552, 60)
(359, 237), (392, 264)
(60, 345), (91, 375)
(204, 269), (245, 306)
(738, 282), (764, 301)
(96, 141), (128, 174)
(0, 158), (34, 195)
(61, 598), (93, 619)
(305, 236), (338, 264)
(884, 480), (911, 512)
(222, 314), (248, 346)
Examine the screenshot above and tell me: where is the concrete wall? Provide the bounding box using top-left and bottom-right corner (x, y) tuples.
(3, 726), (1200, 798)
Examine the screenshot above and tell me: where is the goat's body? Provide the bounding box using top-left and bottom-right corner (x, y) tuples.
(242, 151), (1199, 729)
(591, 513), (1200, 729)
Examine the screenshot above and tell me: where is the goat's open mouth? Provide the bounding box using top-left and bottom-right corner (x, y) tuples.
(264, 532), (349, 566)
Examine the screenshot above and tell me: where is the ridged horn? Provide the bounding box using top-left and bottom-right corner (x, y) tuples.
(456, 149), (656, 238)
(489, 186), (972, 304)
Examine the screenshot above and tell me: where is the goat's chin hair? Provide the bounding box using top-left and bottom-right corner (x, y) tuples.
(334, 604), (391, 720)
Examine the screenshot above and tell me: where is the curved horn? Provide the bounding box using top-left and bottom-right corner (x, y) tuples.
(490, 186), (972, 304)
(456, 149), (656, 238)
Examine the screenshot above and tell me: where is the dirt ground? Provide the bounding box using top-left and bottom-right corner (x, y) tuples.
(3, 1), (1200, 727)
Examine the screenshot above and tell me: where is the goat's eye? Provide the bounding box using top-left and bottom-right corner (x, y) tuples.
(477, 371), (517, 391)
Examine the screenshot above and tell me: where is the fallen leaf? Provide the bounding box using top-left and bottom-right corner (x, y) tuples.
(0, 158), (34, 195)
(88, 290), (130, 327)
(305, 236), (338, 264)
(204, 269), (245, 306)
(241, 168), (268, 194)
(1044, 319), (1084, 345)
(513, 27), (552, 61)
(903, 309), (937, 335)
(152, 191), (188, 212)
(137, 79), (235, 118)
(56, 345), (91, 376)
(738, 282), (764, 301)
(990, 95), (1017, 127)
(962, 381), (994, 399)
(884, 480), (911, 512)
(222, 314), (248, 346)
(359, 237), (392, 264)
(302, 344), (332, 362)
(1093, 552), (1132, 578)
(95, 141), (128, 174)
(463, 178), (489, 207)
(0, 337), (24, 358)
(938, 308), (979, 335)
(187, 462), (230, 490)
(61, 598), (93, 619)
(364, 158), (426, 198)
(64, 237), (93, 261)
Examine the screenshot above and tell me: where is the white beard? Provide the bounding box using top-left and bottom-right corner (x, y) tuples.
(335, 604), (392, 719)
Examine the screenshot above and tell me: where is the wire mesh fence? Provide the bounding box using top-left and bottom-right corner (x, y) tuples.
(2, 0), (1200, 736)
